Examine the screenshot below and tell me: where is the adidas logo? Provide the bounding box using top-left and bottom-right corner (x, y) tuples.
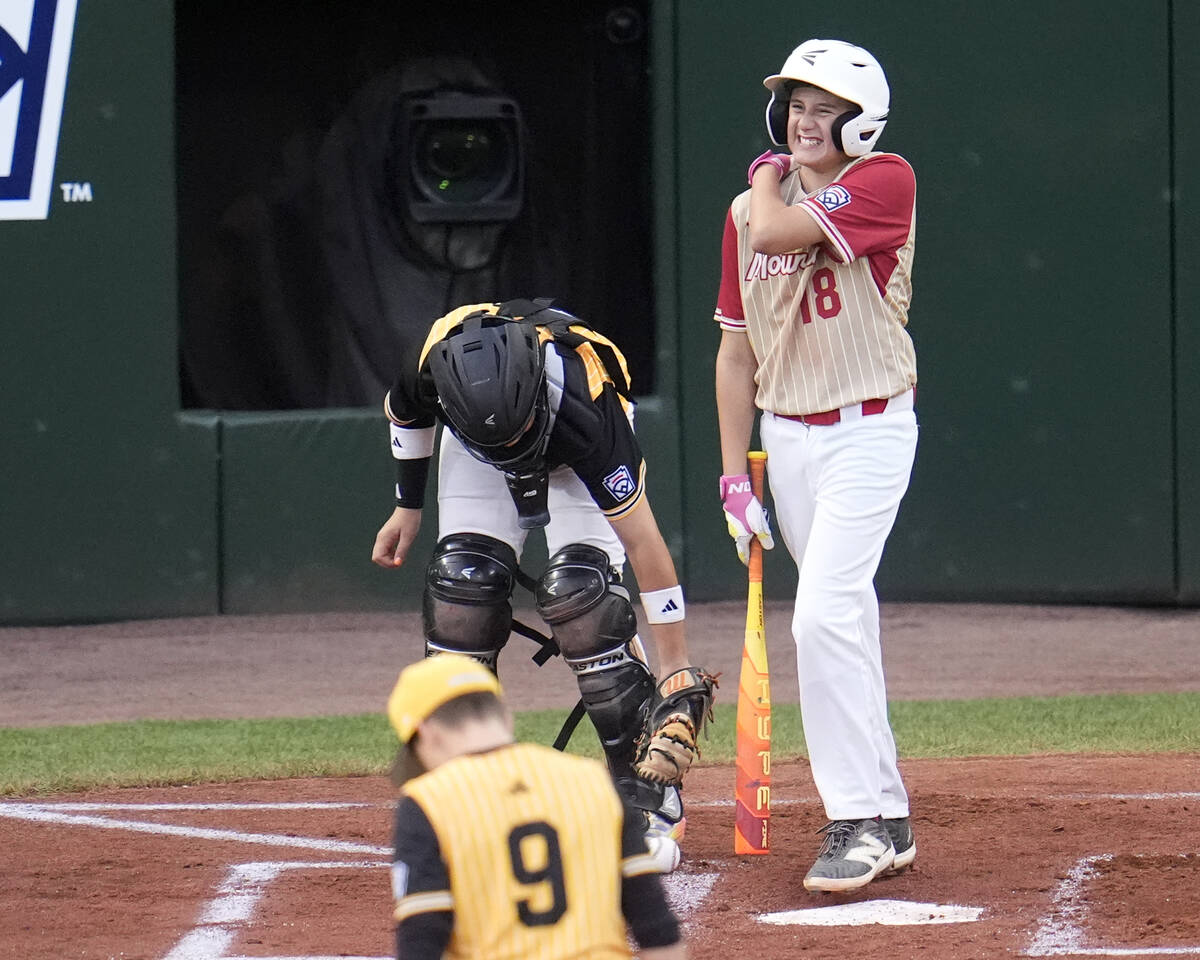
(660, 598), (680, 615)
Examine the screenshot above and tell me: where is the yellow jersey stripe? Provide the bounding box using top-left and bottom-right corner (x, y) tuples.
(394, 890), (454, 921)
(621, 853), (662, 878)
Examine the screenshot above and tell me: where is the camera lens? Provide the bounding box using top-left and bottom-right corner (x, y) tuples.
(414, 120), (513, 204)
(401, 93), (524, 223)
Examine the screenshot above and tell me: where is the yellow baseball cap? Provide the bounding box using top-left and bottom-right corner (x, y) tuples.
(386, 654), (503, 784)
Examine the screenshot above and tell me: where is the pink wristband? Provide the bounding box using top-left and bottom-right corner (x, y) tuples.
(747, 150), (791, 185)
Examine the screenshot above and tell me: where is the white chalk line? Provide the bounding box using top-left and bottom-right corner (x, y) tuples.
(6, 792), (1196, 816)
(687, 792), (1200, 808)
(28, 802), (374, 811)
(162, 861), (386, 960)
(0, 803), (391, 856)
(1025, 853), (1200, 957)
(1029, 952), (1200, 957)
(164, 859), (716, 960)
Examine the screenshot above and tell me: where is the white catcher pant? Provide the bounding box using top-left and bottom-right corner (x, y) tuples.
(761, 397), (917, 821)
(436, 429), (626, 569)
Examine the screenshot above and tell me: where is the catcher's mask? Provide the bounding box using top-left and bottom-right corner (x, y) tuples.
(426, 310), (552, 472)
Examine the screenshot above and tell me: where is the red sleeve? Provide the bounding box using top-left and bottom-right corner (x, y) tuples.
(714, 206), (745, 328)
(799, 155), (915, 263)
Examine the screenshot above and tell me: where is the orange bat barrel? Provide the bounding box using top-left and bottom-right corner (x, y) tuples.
(734, 451), (771, 854)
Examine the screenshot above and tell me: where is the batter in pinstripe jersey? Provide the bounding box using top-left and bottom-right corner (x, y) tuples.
(714, 39), (920, 893)
(386, 655), (686, 960)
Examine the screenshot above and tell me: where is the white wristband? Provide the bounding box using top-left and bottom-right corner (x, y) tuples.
(640, 585), (685, 624)
(389, 423), (435, 460)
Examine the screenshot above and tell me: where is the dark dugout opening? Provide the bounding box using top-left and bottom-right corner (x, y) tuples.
(176, 1), (655, 410)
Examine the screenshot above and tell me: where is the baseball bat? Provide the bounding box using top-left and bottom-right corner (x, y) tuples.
(734, 450), (771, 854)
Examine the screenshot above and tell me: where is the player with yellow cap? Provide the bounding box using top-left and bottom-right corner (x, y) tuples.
(386, 654), (687, 960)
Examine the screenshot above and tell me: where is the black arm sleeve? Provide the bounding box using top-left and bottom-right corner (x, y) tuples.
(619, 798), (681, 949)
(395, 913), (453, 960)
(393, 796), (454, 960)
(622, 872), (681, 949)
(385, 350), (437, 509)
(394, 457), (433, 509)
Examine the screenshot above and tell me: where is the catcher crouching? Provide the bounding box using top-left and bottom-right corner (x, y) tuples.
(372, 300), (721, 871)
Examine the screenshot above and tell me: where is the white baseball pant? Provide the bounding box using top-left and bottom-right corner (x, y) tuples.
(760, 392), (918, 821)
(436, 429), (626, 568)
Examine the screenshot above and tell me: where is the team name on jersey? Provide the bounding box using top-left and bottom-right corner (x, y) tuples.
(744, 248), (818, 282)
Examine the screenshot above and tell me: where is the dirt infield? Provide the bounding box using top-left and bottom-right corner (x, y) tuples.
(3, 601), (1200, 958)
(3, 756), (1198, 959)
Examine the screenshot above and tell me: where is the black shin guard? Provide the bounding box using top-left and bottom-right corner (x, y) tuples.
(568, 643), (656, 780)
(535, 544), (655, 778)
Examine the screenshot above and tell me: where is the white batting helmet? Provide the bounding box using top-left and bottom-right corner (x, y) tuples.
(762, 39), (890, 157)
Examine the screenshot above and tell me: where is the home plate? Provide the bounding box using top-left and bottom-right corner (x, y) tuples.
(759, 899), (984, 926)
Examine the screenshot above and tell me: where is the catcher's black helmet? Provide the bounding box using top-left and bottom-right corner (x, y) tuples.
(426, 310), (551, 469)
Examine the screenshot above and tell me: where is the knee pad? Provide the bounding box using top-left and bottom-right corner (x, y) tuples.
(536, 544), (655, 777)
(534, 544), (632, 655)
(422, 533), (517, 669)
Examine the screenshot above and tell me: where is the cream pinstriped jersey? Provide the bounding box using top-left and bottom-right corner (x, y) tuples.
(395, 743), (663, 960)
(714, 153), (918, 416)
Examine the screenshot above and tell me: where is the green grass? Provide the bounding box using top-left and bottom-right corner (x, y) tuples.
(2, 692), (1197, 797)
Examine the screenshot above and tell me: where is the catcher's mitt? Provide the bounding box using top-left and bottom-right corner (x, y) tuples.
(635, 666), (718, 785)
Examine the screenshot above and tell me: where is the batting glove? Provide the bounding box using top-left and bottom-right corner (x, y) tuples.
(719, 473), (775, 566)
(747, 149), (793, 185)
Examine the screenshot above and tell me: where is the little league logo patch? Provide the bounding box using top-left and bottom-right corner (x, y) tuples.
(814, 183), (852, 213)
(0, 0), (79, 220)
(602, 464), (636, 500)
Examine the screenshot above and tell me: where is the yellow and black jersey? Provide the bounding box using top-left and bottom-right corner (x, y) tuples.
(391, 742), (678, 960)
(385, 302), (647, 520)
(416, 303), (634, 413)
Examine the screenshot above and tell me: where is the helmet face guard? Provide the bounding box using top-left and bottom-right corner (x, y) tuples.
(762, 39), (890, 157)
(449, 386), (552, 471)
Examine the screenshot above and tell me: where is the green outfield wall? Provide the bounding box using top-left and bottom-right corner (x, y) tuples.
(1, 1), (1195, 623)
(1175, 0), (1200, 604)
